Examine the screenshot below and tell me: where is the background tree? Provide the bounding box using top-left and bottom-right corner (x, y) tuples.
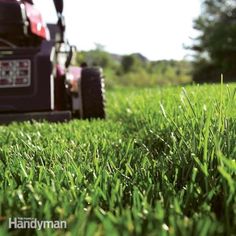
(191, 0), (236, 82)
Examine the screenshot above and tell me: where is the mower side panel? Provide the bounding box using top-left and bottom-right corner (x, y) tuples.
(0, 41), (55, 112)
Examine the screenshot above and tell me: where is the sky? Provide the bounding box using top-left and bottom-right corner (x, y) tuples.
(34, 0), (201, 61)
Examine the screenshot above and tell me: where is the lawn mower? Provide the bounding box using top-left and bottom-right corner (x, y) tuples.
(0, 0), (105, 124)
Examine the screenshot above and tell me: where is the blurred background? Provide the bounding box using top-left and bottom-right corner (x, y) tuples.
(35, 0), (236, 87)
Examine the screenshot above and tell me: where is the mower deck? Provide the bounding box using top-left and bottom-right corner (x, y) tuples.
(0, 111), (72, 125)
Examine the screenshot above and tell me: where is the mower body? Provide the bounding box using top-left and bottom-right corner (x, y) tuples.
(0, 0), (105, 124)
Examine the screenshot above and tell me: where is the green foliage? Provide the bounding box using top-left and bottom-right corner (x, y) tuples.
(0, 84), (236, 235)
(121, 55), (135, 73)
(121, 54), (144, 73)
(191, 0), (236, 82)
(76, 49), (118, 69)
(76, 50), (192, 88)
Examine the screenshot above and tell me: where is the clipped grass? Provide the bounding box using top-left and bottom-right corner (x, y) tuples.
(0, 84), (236, 235)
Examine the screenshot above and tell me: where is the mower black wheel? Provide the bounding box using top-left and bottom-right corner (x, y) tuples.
(79, 67), (105, 119)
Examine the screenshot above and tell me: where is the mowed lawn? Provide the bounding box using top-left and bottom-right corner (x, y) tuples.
(0, 84), (236, 235)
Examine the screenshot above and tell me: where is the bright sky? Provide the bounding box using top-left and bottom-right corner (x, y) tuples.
(34, 0), (201, 61)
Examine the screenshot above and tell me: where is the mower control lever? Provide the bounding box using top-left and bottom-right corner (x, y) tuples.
(53, 0), (65, 42)
(65, 45), (76, 68)
(53, 0), (63, 14)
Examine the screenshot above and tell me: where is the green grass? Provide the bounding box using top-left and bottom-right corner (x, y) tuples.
(0, 84), (236, 235)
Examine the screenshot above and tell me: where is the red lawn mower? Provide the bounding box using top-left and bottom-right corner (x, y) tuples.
(0, 0), (105, 124)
